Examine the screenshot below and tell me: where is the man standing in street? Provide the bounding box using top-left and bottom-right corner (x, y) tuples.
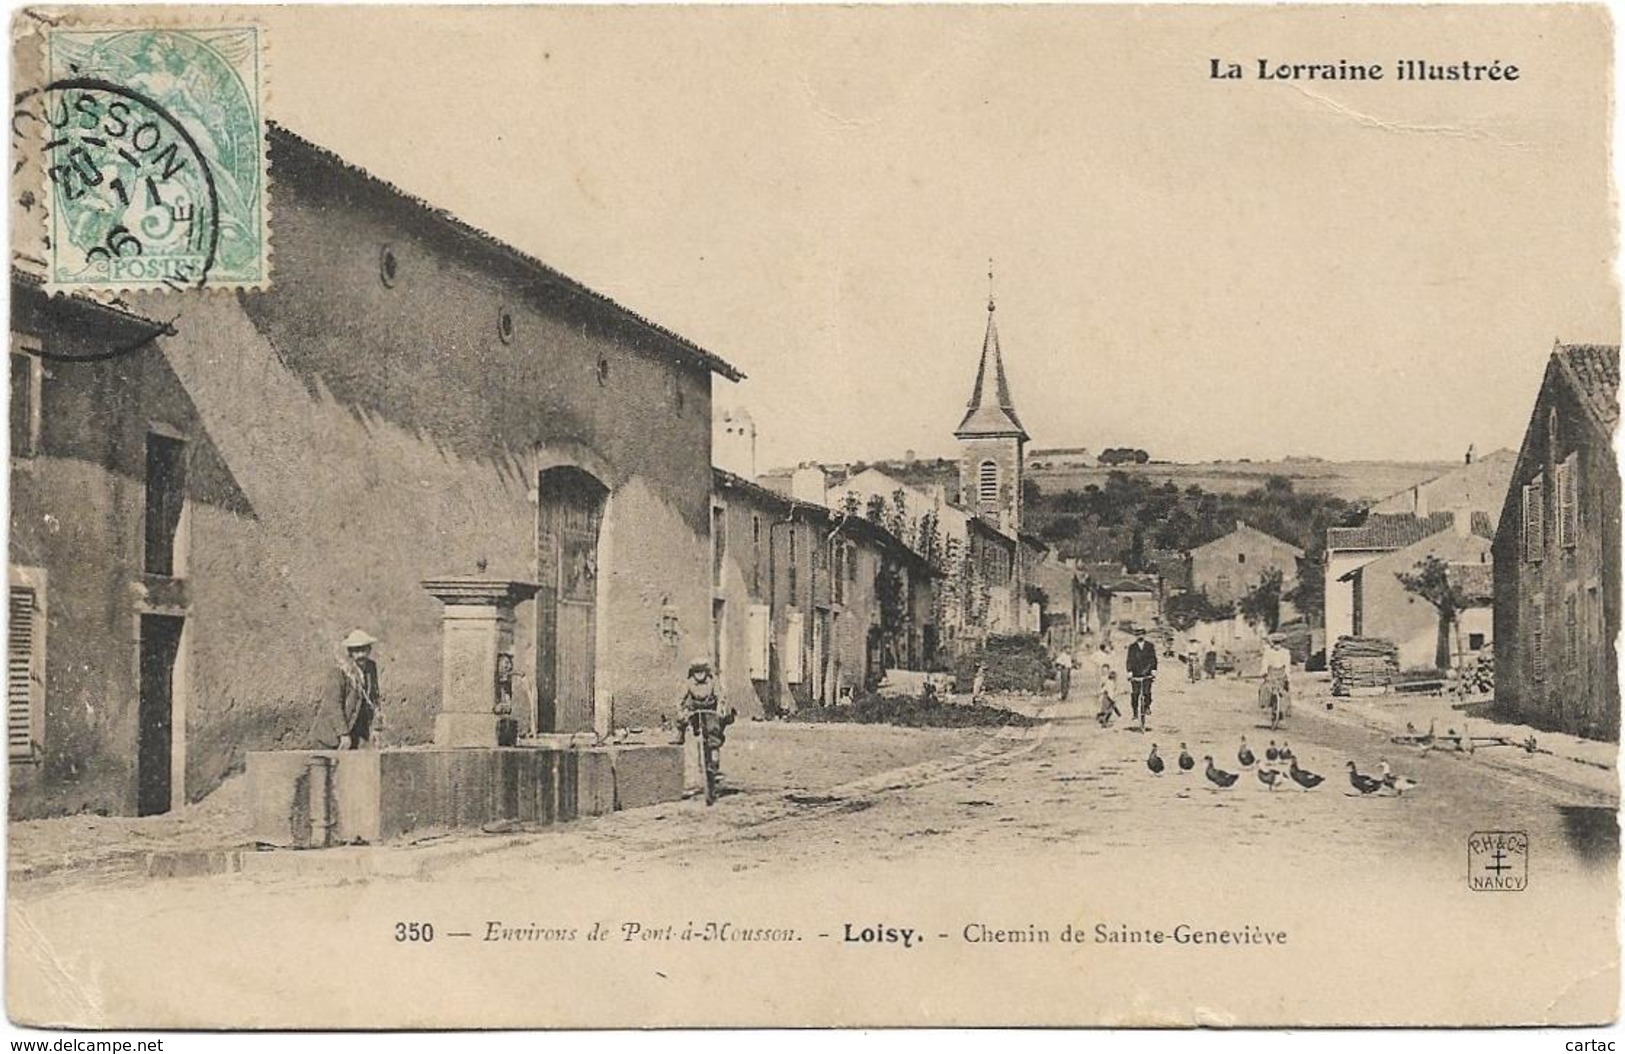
(324, 629), (382, 750)
(1126, 628), (1159, 725)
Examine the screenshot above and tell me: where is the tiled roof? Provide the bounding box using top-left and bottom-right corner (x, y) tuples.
(1102, 577), (1158, 595)
(1446, 563), (1494, 604)
(1327, 512), (1454, 551)
(1190, 522), (1305, 558)
(1329, 510), (1496, 553)
(1554, 343), (1620, 434)
(267, 124), (745, 382)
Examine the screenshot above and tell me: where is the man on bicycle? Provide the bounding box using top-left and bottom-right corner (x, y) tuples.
(674, 657), (735, 783)
(1125, 628), (1158, 724)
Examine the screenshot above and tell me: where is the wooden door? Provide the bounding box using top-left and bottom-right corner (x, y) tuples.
(138, 615), (183, 815)
(538, 469), (606, 733)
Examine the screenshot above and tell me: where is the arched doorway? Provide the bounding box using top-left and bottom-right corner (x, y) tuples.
(536, 466), (608, 733)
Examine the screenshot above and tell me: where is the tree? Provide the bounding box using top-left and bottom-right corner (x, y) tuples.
(1098, 447), (1150, 466)
(1285, 552), (1325, 628)
(1396, 556), (1469, 671)
(1166, 590), (1234, 631)
(1238, 568), (1285, 633)
(1123, 527), (1149, 574)
(1264, 475), (1295, 497)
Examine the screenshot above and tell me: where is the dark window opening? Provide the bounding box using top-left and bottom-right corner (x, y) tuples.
(144, 433), (186, 577)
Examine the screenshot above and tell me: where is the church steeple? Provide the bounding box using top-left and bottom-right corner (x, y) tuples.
(954, 275), (1028, 441)
(954, 266), (1030, 539)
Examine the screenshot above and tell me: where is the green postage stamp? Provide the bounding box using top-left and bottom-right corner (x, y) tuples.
(36, 23), (268, 291)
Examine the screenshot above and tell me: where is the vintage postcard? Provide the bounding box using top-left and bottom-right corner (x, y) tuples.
(4, 3), (1619, 1032)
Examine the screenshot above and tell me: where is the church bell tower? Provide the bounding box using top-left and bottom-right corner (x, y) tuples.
(954, 278), (1028, 536)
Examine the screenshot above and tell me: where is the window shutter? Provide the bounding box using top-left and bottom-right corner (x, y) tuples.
(1523, 482), (1545, 561)
(1560, 455), (1579, 547)
(784, 611), (805, 684)
(9, 587), (36, 762)
(747, 604), (770, 680)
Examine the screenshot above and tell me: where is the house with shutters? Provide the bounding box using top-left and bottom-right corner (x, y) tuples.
(710, 468), (936, 716)
(1491, 343), (1620, 741)
(8, 125), (743, 818)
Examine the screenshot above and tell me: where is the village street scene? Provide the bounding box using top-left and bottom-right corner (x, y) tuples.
(4, 4), (1620, 1033)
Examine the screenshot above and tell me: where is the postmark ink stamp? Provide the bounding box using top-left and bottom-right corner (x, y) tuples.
(1467, 831), (1529, 892)
(34, 23), (268, 292)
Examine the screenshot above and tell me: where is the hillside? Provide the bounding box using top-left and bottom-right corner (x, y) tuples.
(776, 457), (1462, 506)
(1029, 459), (1460, 503)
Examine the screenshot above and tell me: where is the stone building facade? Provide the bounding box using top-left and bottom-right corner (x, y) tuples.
(7, 125), (742, 817)
(1492, 344), (1620, 741)
(1188, 522), (1304, 606)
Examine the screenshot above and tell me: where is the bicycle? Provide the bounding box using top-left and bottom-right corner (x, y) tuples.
(1129, 674), (1154, 732)
(685, 707), (724, 806)
(1260, 671), (1289, 731)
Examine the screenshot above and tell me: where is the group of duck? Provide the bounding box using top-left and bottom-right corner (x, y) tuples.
(1145, 737), (1420, 796)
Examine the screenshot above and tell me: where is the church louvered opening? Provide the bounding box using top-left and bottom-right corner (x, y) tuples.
(978, 460), (998, 503)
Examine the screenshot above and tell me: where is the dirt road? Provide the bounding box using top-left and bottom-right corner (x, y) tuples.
(9, 672), (1617, 1028)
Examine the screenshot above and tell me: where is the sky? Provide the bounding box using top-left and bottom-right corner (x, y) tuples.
(247, 7), (1614, 468)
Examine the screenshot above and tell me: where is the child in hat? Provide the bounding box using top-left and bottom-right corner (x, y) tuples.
(674, 658), (735, 780)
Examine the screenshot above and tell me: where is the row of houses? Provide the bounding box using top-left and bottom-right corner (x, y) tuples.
(710, 469), (936, 719)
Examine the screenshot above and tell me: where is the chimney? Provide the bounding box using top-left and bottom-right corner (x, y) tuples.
(1465, 443), (1475, 466)
(1452, 507), (1472, 538)
(791, 464), (828, 505)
